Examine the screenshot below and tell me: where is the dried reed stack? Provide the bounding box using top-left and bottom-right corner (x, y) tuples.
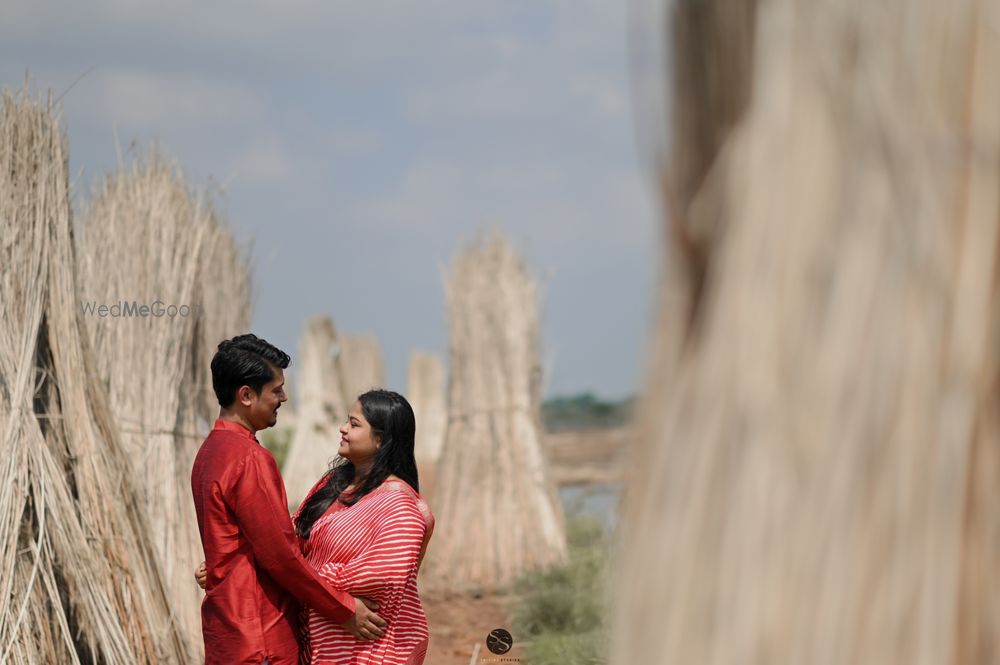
(192, 214), (252, 423)
(76, 151), (211, 653)
(0, 89), (187, 663)
(339, 333), (386, 401)
(612, 1), (1000, 664)
(426, 235), (566, 591)
(282, 317), (352, 507)
(407, 351), (447, 467)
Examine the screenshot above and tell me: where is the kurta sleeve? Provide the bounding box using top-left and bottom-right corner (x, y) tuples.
(317, 491), (425, 610)
(229, 448), (356, 624)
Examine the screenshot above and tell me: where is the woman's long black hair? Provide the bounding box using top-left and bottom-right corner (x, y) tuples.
(295, 389), (420, 539)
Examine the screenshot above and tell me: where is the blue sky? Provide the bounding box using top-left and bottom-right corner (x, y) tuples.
(2, 1), (663, 400)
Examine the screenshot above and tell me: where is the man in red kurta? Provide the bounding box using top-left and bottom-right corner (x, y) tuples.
(192, 334), (386, 664)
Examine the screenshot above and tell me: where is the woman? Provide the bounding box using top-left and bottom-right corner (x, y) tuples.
(294, 389), (434, 665)
(196, 389), (434, 665)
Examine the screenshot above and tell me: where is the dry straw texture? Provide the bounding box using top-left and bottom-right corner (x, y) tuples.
(282, 317), (352, 508)
(338, 333), (386, 403)
(193, 213), (252, 422)
(76, 151), (228, 655)
(0, 89), (187, 663)
(613, 0), (1000, 663)
(425, 235), (566, 592)
(407, 351), (447, 468)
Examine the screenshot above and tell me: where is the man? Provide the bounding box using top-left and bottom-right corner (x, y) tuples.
(192, 333), (386, 664)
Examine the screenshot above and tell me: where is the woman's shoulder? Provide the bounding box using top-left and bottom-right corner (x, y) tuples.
(380, 475), (411, 491)
(379, 476), (418, 501)
(377, 477), (433, 520)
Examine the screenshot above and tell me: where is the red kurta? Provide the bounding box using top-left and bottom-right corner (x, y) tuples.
(297, 478), (435, 665)
(192, 419), (356, 665)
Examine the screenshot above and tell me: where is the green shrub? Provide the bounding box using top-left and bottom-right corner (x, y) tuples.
(526, 629), (605, 665)
(259, 426), (294, 469)
(512, 515), (609, 665)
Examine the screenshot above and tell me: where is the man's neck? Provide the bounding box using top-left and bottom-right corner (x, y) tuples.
(219, 409), (256, 435)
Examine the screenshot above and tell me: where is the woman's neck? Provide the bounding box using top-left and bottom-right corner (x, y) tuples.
(349, 463), (373, 489)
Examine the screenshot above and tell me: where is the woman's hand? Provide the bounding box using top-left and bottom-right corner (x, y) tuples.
(195, 561), (207, 590)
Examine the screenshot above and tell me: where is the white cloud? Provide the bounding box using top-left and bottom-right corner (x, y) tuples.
(321, 126), (383, 158)
(569, 70), (629, 121)
(96, 69), (267, 131)
(349, 161), (464, 231)
(347, 155), (653, 259)
(229, 133), (294, 186)
(2, 0), (658, 397)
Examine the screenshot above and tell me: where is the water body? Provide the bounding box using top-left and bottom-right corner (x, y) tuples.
(559, 483), (621, 531)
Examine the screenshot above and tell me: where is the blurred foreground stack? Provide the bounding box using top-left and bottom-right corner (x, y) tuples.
(614, 1), (1000, 664)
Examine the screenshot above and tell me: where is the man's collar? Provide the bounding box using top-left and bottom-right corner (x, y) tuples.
(213, 418), (259, 443)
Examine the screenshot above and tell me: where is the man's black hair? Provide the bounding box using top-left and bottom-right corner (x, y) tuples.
(211, 334), (291, 408)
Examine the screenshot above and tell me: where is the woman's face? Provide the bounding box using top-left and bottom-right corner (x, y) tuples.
(338, 400), (380, 465)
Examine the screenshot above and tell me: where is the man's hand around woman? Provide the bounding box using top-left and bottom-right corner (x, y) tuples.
(344, 597), (387, 640)
(193, 561), (386, 640)
(195, 561), (207, 588)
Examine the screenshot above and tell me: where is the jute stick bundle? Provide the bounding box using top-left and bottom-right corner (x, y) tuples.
(282, 317), (352, 508)
(426, 235), (566, 591)
(612, 1), (1000, 663)
(339, 333), (385, 401)
(77, 150), (211, 654)
(407, 351), (447, 467)
(193, 212), (252, 423)
(0, 88), (187, 664)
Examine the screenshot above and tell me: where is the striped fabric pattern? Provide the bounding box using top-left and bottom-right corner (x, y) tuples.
(301, 480), (433, 665)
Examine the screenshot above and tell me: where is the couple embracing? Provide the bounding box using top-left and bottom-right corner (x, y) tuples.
(191, 334), (434, 665)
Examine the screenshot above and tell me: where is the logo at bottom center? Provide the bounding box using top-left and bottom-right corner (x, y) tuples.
(486, 628), (513, 655)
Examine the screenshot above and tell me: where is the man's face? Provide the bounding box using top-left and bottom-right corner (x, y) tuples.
(241, 367), (287, 431)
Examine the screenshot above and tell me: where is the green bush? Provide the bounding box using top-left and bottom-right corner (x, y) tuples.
(512, 515), (609, 665)
(525, 630), (605, 665)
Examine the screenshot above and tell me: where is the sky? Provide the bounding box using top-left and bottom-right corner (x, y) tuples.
(1, 1), (664, 401)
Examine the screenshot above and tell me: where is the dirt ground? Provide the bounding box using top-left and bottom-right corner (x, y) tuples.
(422, 589), (526, 665)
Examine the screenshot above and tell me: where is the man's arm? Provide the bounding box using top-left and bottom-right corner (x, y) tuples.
(229, 448), (357, 624)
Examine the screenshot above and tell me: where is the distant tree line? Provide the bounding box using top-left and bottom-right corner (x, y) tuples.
(541, 393), (634, 432)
